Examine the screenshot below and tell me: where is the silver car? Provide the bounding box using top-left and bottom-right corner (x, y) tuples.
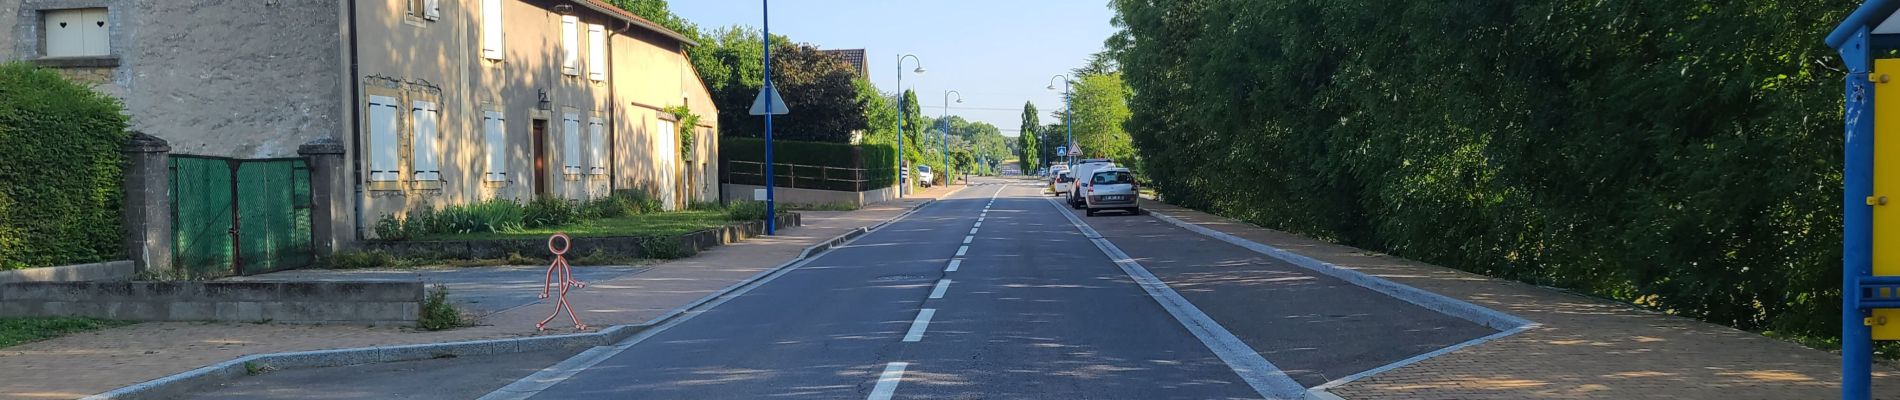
(1083, 167), (1140, 216)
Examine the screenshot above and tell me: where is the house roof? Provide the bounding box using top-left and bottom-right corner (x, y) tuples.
(1829, 0), (1900, 49)
(572, 0), (699, 47)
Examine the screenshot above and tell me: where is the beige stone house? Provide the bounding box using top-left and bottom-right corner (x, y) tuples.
(2, 0), (719, 272)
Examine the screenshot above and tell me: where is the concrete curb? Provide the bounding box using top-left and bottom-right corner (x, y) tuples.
(83, 199), (943, 400)
(1143, 209), (1540, 397)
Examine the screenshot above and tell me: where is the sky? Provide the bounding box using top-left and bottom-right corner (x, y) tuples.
(670, 0), (1120, 137)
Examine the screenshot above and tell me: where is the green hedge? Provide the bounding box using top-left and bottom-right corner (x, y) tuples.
(1112, 1), (1846, 340)
(721, 138), (897, 191)
(0, 63), (130, 269)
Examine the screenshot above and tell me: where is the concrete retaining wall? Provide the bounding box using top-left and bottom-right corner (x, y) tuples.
(722, 184), (895, 208)
(363, 213), (802, 260)
(0, 281), (423, 326)
(0, 260), (136, 284)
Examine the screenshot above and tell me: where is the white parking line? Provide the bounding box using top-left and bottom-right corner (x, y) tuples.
(963, 236), (974, 244)
(956, 246), (968, 256)
(929, 279), (953, 299)
(866, 362), (908, 400)
(902, 309), (936, 342)
(945, 259), (961, 272)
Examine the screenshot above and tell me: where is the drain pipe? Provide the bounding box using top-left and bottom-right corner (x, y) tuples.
(346, 0), (366, 240)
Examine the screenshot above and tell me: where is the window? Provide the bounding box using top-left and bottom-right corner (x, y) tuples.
(43, 8), (108, 57)
(407, 0), (439, 21)
(587, 117), (606, 174)
(411, 101), (441, 181)
(481, 0), (503, 60)
(367, 96), (402, 182)
(587, 24), (607, 81)
(483, 110), (507, 181)
(562, 113), (582, 174)
(560, 16), (580, 76)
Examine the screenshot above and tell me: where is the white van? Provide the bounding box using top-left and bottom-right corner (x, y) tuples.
(1065, 159), (1116, 208)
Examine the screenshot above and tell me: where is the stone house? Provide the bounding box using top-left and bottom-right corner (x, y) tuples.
(0, 0), (719, 274)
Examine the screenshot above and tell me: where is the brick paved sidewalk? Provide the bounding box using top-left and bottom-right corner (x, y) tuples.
(1138, 201), (1900, 399)
(0, 186), (961, 400)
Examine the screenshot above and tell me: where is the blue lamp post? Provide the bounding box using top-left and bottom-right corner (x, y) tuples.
(761, 0), (777, 234)
(896, 54), (925, 197)
(941, 90), (963, 186)
(1047, 74), (1073, 170)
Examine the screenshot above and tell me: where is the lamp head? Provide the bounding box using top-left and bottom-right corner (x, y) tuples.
(914, 67), (927, 74)
(1046, 84), (1057, 90)
(956, 99), (965, 104)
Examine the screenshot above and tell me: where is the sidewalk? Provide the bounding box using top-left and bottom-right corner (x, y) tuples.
(1137, 201), (1900, 399)
(0, 186), (962, 400)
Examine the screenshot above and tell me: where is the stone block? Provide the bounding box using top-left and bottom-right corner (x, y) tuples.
(169, 302), (216, 320)
(235, 302), (264, 322)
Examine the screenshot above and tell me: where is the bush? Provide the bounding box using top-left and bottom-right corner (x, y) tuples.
(639, 237), (689, 260)
(0, 63), (131, 269)
(524, 197), (578, 228)
(724, 201), (768, 221)
(373, 199), (526, 240)
(581, 196), (631, 219)
(418, 285), (463, 331)
(612, 189), (664, 214)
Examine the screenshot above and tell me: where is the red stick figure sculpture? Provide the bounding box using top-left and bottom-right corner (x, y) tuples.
(538, 233), (588, 331)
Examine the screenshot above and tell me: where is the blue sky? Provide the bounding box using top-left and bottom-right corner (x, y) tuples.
(670, 0), (1120, 137)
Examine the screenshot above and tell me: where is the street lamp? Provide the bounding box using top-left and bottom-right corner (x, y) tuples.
(895, 54), (924, 197)
(1048, 74), (1073, 171)
(942, 90), (963, 186)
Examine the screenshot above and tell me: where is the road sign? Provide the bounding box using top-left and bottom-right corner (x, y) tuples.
(749, 85), (789, 116)
(1055, 146), (1067, 157)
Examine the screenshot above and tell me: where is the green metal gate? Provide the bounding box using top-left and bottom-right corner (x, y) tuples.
(170, 156), (313, 278)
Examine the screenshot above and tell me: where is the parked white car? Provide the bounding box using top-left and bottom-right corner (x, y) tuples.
(1066, 159), (1116, 208)
(917, 165), (935, 188)
(1083, 167), (1140, 216)
(1052, 171), (1073, 196)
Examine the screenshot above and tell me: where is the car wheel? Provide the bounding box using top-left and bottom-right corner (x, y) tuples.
(1086, 209), (1096, 217)
(1128, 207), (1142, 215)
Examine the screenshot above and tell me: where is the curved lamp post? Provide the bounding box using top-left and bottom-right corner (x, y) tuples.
(1047, 74), (1073, 170)
(895, 54), (924, 197)
(941, 90), (963, 186)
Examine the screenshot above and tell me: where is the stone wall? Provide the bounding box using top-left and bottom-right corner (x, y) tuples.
(0, 260), (133, 284)
(0, 281), (423, 326)
(364, 213), (800, 260)
(722, 184), (897, 209)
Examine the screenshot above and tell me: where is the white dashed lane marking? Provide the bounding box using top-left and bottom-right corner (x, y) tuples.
(903, 309), (937, 342)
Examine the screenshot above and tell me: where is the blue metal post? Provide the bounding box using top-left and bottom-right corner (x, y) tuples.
(896, 54), (921, 198)
(761, 0), (776, 235)
(1842, 27), (1874, 400)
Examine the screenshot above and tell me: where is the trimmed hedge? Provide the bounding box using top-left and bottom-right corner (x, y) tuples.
(0, 63), (130, 269)
(721, 138), (897, 192)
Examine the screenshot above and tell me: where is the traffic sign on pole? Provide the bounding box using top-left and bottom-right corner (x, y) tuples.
(749, 85), (790, 116)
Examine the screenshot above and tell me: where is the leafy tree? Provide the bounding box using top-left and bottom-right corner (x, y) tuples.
(1069, 73), (1133, 163)
(1019, 101), (1041, 171)
(607, 0), (701, 40)
(692, 26), (863, 142)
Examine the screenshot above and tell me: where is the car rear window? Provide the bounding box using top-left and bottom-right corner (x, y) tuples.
(1092, 171), (1133, 184)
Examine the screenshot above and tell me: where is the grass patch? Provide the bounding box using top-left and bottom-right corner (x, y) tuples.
(418, 211), (732, 241)
(0, 317), (133, 348)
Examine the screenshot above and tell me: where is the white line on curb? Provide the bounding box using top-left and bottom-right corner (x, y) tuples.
(902, 309), (936, 342)
(866, 362), (908, 400)
(956, 246), (968, 256)
(945, 259), (961, 272)
(929, 279), (952, 299)
(1046, 197), (1306, 399)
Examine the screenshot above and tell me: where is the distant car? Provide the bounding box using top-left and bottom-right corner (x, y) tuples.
(1066, 159), (1116, 208)
(1051, 171), (1073, 196)
(1083, 167), (1140, 216)
(917, 165), (935, 188)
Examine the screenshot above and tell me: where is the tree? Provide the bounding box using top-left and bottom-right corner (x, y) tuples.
(1019, 102), (1041, 171)
(1069, 73), (1133, 163)
(693, 26), (863, 142)
(608, 0), (701, 40)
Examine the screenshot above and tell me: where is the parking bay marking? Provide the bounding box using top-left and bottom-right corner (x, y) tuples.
(956, 246), (969, 256)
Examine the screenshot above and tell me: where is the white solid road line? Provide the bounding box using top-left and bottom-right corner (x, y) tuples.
(1046, 197), (1307, 399)
(956, 246), (969, 256)
(866, 362), (909, 400)
(945, 259), (961, 272)
(903, 309), (937, 342)
(929, 279), (953, 299)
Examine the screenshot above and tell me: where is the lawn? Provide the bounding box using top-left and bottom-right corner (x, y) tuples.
(0, 317), (132, 348)
(420, 210), (735, 241)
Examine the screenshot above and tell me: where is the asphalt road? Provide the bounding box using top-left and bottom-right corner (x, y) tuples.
(195, 177), (1494, 400)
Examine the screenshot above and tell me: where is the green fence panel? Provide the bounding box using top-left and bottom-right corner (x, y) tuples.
(234, 160), (312, 275)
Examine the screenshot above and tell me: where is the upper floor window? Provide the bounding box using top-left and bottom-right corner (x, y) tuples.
(43, 8), (108, 57)
(481, 0), (503, 60)
(408, 0), (441, 21)
(587, 24), (607, 81)
(561, 16), (580, 76)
